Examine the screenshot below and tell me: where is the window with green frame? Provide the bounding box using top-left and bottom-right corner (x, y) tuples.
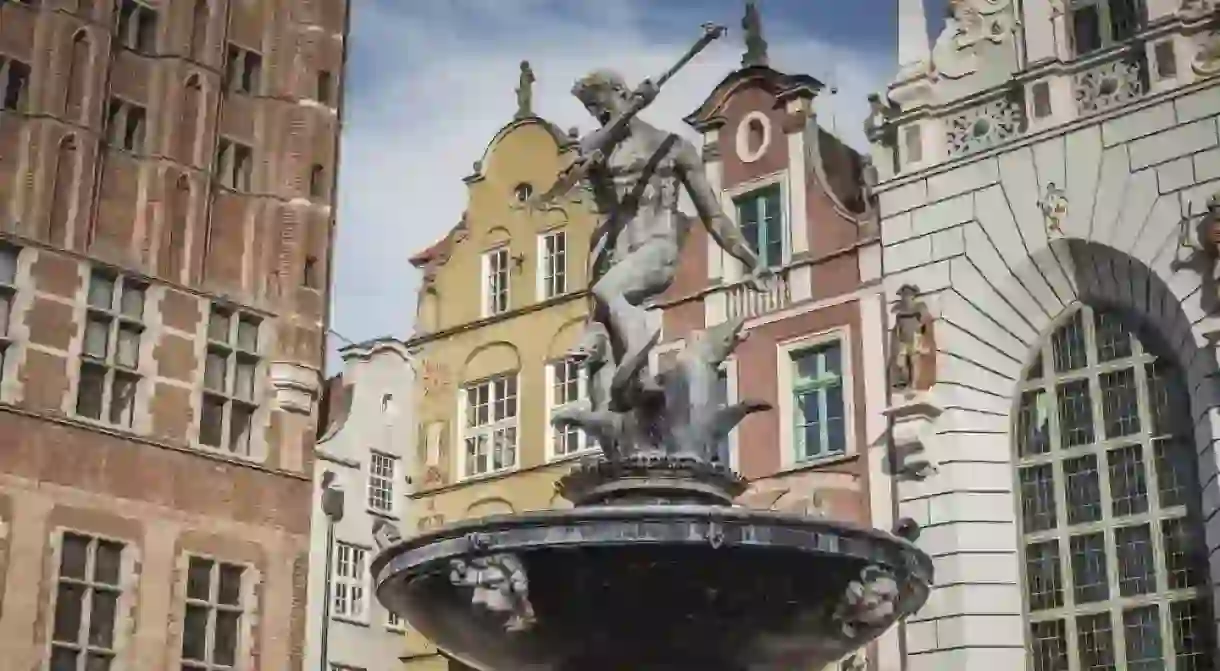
(735, 185), (784, 268)
(792, 342), (846, 460)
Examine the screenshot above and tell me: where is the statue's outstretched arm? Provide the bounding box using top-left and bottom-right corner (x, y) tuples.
(676, 141), (763, 272)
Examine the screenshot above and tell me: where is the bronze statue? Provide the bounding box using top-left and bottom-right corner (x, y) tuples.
(532, 25), (773, 462)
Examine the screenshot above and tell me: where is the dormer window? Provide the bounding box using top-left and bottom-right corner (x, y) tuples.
(1069, 0), (1142, 56)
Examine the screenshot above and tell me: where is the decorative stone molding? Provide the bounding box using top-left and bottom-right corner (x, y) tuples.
(945, 89), (1027, 157)
(735, 110), (773, 163)
(1073, 53), (1147, 114)
(876, 393), (943, 481)
(267, 360), (322, 414)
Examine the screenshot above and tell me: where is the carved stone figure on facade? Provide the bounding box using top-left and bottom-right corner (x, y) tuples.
(1038, 182), (1068, 235)
(741, 0), (769, 68)
(863, 93), (898, 145)
(928, 0), (1016, 82)
(1172, 191), (1220, 312)
(889, 284), (936, 394)
(449, 553), (536, 632)
(515, 60), (535, 118)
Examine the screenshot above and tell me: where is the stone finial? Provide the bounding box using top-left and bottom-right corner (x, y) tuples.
(515, 60), (535, 118)
(741, 0), (769, 68)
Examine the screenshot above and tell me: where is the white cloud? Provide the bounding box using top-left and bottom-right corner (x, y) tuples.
(330, 0), (895, 360)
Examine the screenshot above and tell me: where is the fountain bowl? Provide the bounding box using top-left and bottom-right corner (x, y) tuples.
(372, 503), (933, 671)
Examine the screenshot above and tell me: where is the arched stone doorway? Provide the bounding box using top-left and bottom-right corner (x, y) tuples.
(1013, 302), (1214, 668)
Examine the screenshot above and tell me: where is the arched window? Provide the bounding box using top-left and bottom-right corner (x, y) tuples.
(177, 75), (202, 165)
(190, 0), (210, 62)
(161, 175), (191, 280)
(48, 135), (78, 244)
(1015, 305), (1214, 670)
(64, 31), (91, 121)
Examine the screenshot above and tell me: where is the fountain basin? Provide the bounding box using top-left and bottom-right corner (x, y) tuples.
(373, 504), (933, 671)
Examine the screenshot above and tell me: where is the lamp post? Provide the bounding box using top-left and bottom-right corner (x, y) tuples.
(319, 471), (345, 671)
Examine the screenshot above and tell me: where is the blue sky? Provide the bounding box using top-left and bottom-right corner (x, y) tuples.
(329, 0), (949, 361)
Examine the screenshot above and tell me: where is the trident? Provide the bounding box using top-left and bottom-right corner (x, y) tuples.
(533, 23), (727, 206)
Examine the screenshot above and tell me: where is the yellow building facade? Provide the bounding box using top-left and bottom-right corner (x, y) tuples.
(398, 106), (598, 668)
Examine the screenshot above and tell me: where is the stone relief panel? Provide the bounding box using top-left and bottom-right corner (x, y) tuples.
(945, 89), (1026, 158)
(1073, 53), (1147, 115)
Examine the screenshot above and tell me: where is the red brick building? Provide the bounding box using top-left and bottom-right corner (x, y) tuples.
(0, 0), (348, 668)
(656, 33), (878, 527)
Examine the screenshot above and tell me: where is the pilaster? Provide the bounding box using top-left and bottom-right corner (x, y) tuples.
(1021, 0), (1058, 64)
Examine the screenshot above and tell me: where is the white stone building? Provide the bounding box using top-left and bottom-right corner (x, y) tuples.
(863, 1), (1220, 669)
(304, 339), (415, 671)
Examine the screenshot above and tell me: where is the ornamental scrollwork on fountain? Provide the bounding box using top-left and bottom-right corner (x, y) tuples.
(833, 565), (902, 639)
(449, 553), (537, 633)
(945, 89), (1026, 157)
(1073, 54), (1146, 115)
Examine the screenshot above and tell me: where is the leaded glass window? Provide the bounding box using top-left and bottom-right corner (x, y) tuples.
(1016, 305), (1214, 671)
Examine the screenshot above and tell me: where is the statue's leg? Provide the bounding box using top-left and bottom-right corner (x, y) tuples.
(591, 240), (677, 407)
(566, 319), (608, 364)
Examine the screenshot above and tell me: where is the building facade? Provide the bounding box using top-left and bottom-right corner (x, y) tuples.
(658, 8), (877, 568)
(0, 0), (347, 669)
(400, 71), (599, 671)
(307, 338), (415, 671)
(866, 0), (1220, 669)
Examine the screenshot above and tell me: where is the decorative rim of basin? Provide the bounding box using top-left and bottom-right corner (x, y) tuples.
(373, 504), (934, 589)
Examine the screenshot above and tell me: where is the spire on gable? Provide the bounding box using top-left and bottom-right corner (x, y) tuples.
(741, 0), (769, 68)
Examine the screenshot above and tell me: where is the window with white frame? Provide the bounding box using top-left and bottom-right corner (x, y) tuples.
(482, 247), (510, 317)
(791, 341), (846, 460)
(332, 542), (368, 622)
(77, 269), (146, 428)
(386, 609), (405, 631)
(462, 374), (518, 477)
(1016, 306), (1214, 671)
(734, 184), (784, 268)
(539, 230), (567, 300)
(368, 451), (396, 514)
(548, 357), (588, 458)
(182, 556), (245, 670)
(0, 242), (19, 386)
(200, 304), (260, 454)
(49, 532), (125, 671)
(1069, 0), (1142, 56)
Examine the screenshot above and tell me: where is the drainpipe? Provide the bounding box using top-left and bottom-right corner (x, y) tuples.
(879, 290), (910, 671)
(319, 471), (345, 671)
